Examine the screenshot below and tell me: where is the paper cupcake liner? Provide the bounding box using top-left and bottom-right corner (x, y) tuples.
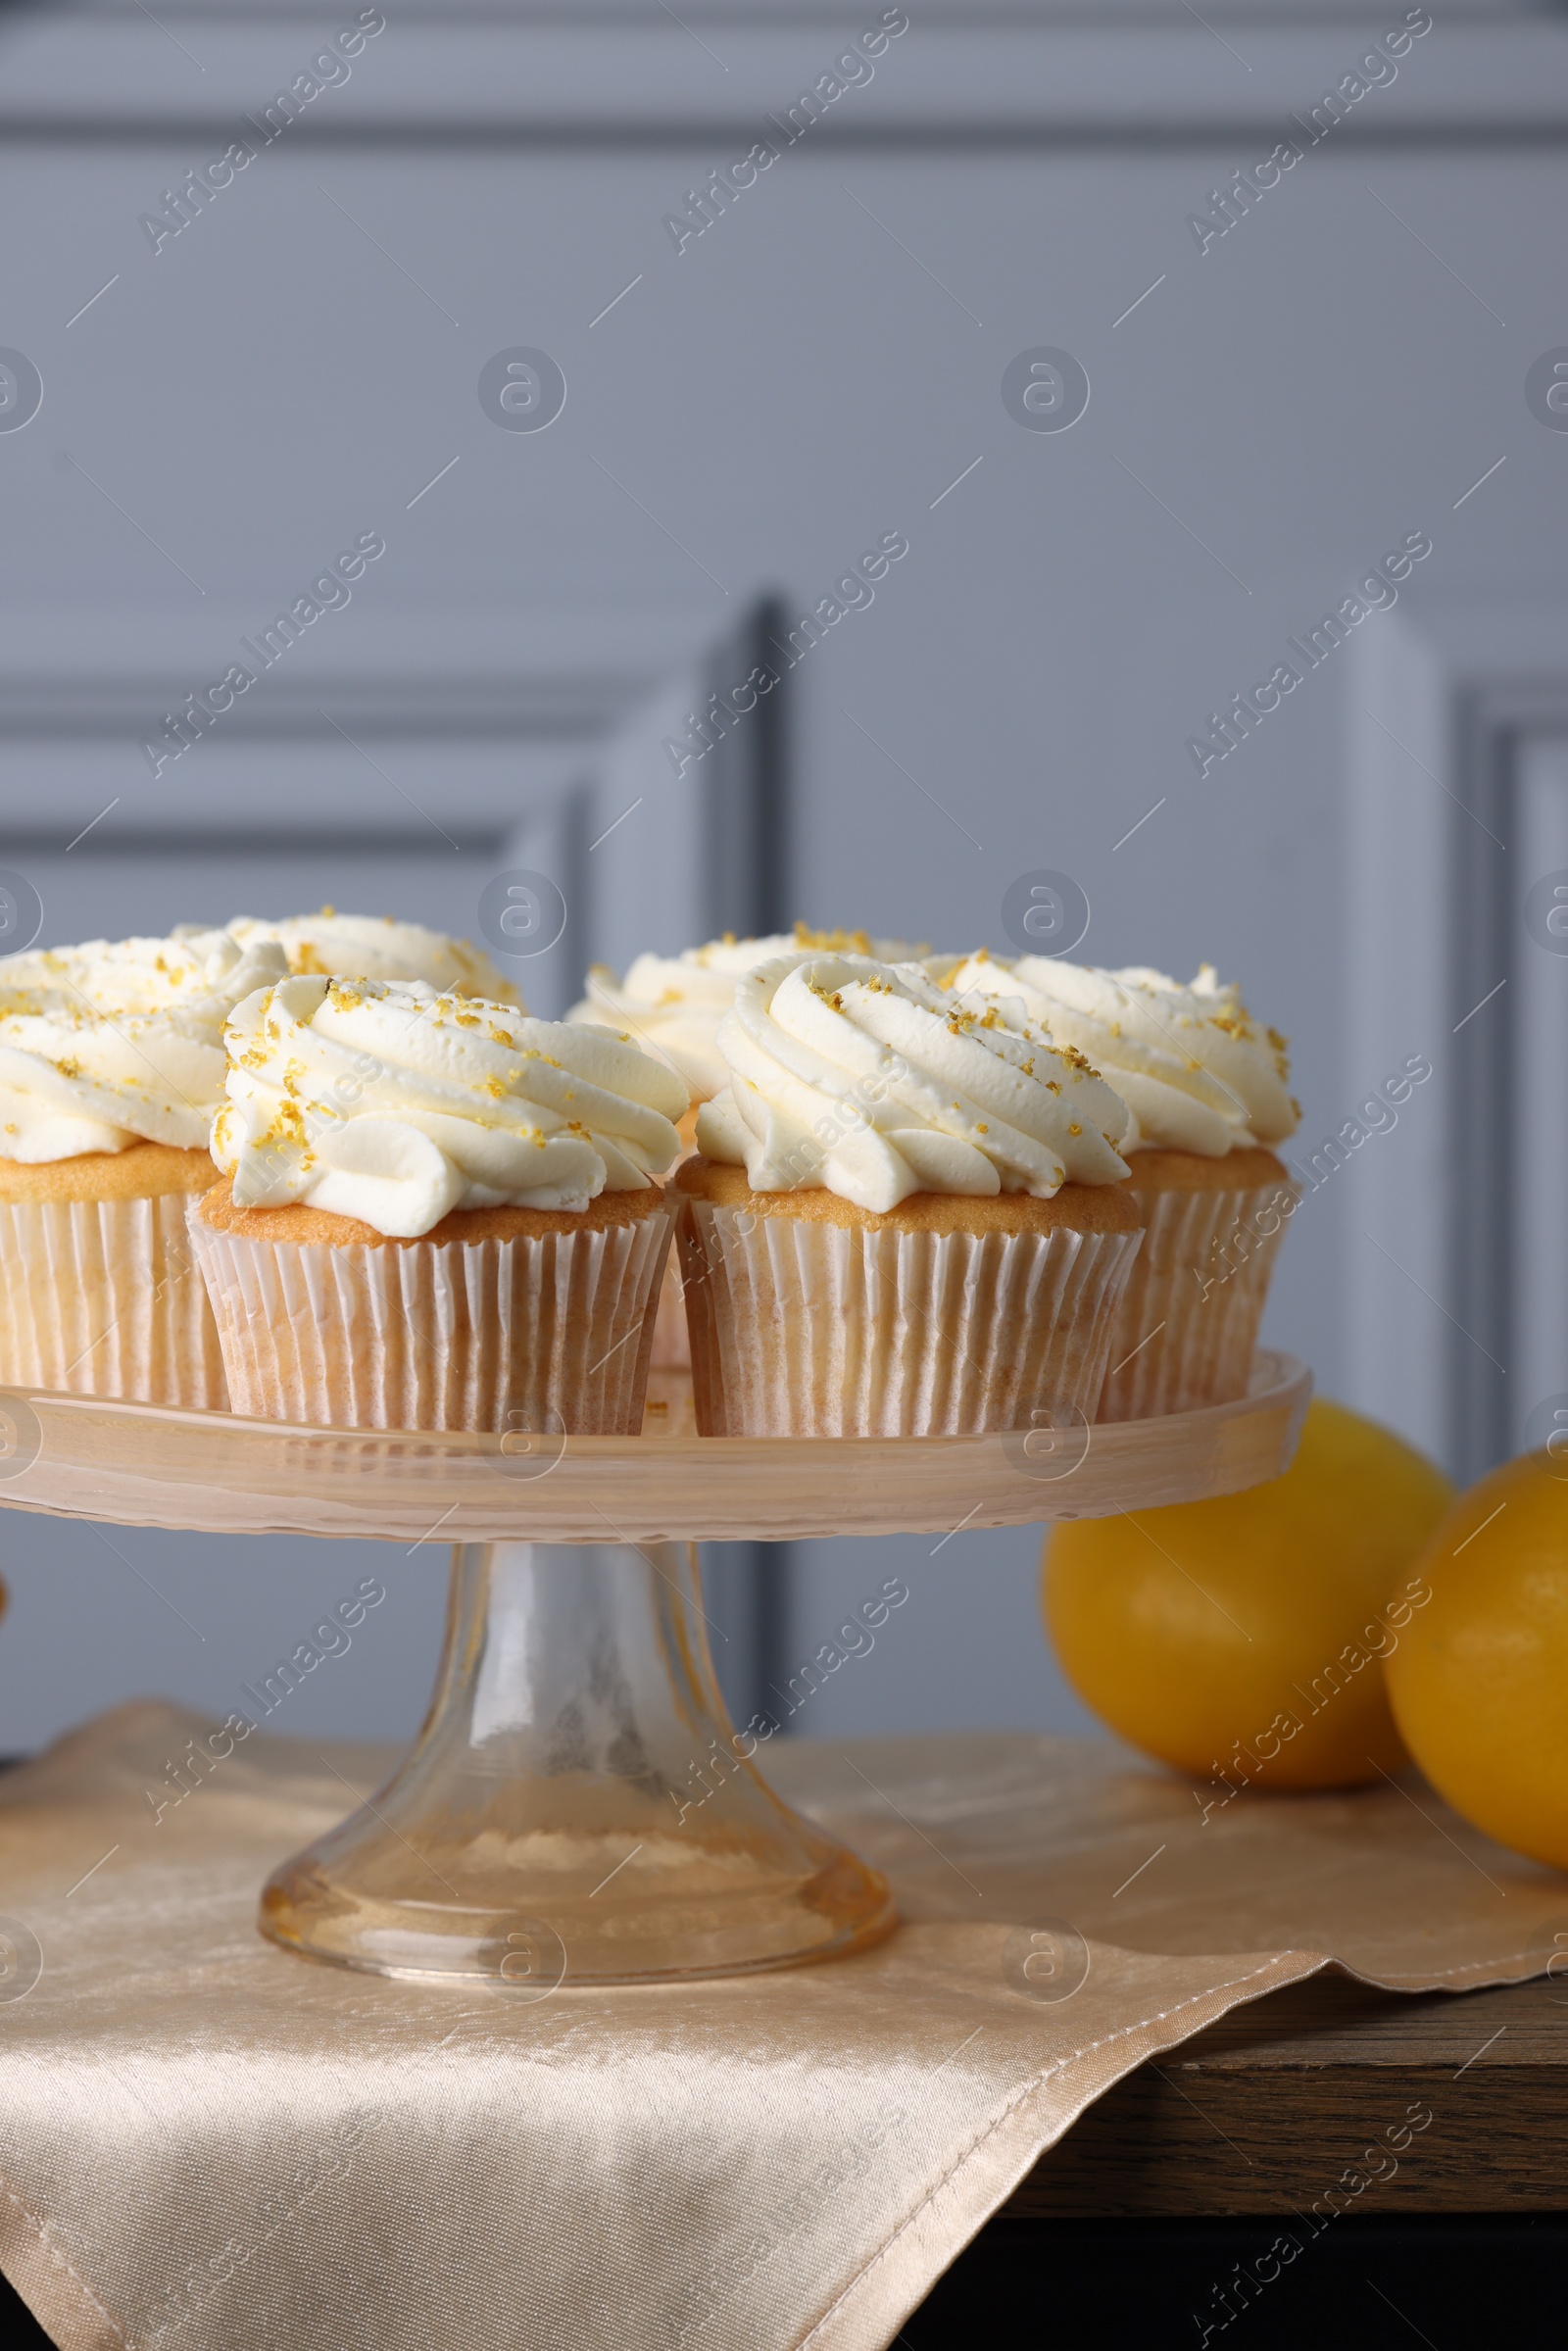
(649, 1131), (703, 1372)
(677, 1200), (1143, 1438)
(0, 1192), (226, 1408)
(1098, 1176), (1297, 1422)
(648, 1253), (692, 1373)
(188, 1206), (674, 1433)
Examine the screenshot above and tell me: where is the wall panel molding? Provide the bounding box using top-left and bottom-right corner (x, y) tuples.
(1350, 603), (1568, 1479)
(4, 13), (1567, 143)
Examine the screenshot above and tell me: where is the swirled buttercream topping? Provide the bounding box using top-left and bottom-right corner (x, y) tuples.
(569, 924), (931, 1100)
(947, 953), (1298, 1156)
(0, 928), (289, 1161)
(694, 954), (1132, 1213)
(186, 909), (520, 1004)
(212, 975), (689, 1236)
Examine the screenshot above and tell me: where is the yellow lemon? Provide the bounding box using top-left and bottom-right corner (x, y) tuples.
(1044, 1397), (1453, 1789)
(1385, 1451), (1568, 1869)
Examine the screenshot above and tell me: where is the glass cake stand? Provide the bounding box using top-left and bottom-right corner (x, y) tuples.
(0, 1353), (1309, 1987)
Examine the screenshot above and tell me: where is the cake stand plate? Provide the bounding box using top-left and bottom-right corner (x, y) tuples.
(0, 1350), (1309, 1543)
(0, 1356), (1310, 1987)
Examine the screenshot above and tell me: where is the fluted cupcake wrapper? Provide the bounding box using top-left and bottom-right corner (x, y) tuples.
(1097, 1176), (1297, 1422)
(188, 1206), (675, 1434)
(0, 1193), (226, 1408)
(677, 1200), (1143, 1438)
(649, 1136), (702, 1373)
(648, 1253), (693, 1373)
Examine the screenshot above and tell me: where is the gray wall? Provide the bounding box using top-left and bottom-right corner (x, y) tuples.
(1, 0), (1565, 1753)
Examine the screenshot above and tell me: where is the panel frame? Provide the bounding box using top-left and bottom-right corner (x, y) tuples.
(1349, 601), (1568, 1479)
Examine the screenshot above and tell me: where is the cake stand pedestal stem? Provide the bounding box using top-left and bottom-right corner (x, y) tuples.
(260, 1540), (896, 1985)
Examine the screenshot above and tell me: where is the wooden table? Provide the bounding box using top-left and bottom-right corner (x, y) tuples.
(904, 1974), (1568, 2346)
(1013, 1970), (1568, 2215)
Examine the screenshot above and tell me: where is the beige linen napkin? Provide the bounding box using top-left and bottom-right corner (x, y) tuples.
(0, 1704), (1561, 2351)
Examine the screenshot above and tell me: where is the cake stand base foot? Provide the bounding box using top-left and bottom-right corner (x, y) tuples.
(259, 1540), (896, 1986)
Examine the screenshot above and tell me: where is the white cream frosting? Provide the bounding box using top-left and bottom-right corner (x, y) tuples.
(947, 953), (1298, 1157)
(694, 954), (1132, 1213)
(0, 929), (289, 1160)
(212, 975), (689, 1237)
(569, 926), (930, 1101)
(183, 909), (521, 1004)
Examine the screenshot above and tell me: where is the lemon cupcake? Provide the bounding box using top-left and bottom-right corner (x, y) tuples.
(948, 955), (1299, 1419)
(0, 927), (287, 1405)
(570, 924), (935, 1378)
(675, 954), (1142, 1437)
(189, 975), (686, 1432)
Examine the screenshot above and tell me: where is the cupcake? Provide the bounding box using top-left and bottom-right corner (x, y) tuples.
(570, 924), (933, 1375)
(948, 955), (1299, 1419)
(189, 975), (687, 1432)
(675, 953), (1143, 1437)
(186, 907), (521, 1003)
(0, 927), (288, 1405)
